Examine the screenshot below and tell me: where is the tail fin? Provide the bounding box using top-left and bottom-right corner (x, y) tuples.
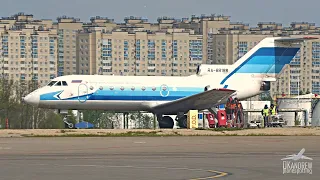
(220, 37), (317, 85)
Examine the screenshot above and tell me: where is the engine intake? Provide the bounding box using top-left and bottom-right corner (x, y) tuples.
(204, 85), (211, 91)
(260, 81), (271, 91)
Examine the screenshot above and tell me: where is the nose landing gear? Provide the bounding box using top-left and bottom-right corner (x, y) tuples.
(57, 110), (75, 129)
(63, 115), (74, 129)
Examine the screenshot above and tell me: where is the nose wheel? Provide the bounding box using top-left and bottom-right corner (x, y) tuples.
(63, 115), (74, 129)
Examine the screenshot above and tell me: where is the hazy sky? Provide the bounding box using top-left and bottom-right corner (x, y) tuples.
(0, 0), (319, 27)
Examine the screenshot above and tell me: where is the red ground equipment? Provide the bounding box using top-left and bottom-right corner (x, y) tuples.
(206, 113), (216, 128)
(217, 110), (227, 127)
(206, 96), (244, 129)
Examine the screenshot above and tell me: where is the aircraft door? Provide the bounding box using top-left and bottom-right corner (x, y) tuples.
(160, 84), (170, 98)
(78, 83), (89, 103)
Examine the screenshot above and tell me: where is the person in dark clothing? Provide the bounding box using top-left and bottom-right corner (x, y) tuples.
(261, 104), (269, 127)
(234, 98), (243, 124)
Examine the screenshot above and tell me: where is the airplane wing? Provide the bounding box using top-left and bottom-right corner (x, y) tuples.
(151, 88), (236, 114)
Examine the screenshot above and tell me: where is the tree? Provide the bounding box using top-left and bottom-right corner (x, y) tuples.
(67, 110), (77, 125)
(299, 90), (304, 95)
(38, 111), (64, 129)
(129, 112), (154, 129)
(0, 79), (64, 129)
(306, 89), (311, 94)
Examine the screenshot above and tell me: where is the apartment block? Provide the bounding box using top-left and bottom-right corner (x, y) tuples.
(0, 28), (58, 86)
(176, 14), (252, 64)
(210, 34), (272, 65)
(0, 12), (53, 30)
(56, 16), (83, 76)
(77, 28), (203, 76)
(1, 12), (320, 100)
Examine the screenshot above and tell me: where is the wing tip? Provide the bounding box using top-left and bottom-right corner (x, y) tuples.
(302, 36), (318, 40)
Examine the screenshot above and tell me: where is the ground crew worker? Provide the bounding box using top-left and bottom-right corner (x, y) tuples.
(261, 104), (269, 127)
(230, 97), (236, 120)
(268, 104), (278, 126)
(234, 98), (243, 125)
(226, 97), (234, 120)
(269, 104), (278, 115)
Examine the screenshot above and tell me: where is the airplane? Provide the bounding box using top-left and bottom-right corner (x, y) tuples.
(281, 148), (313, 161)
(23, 36), (317, 129)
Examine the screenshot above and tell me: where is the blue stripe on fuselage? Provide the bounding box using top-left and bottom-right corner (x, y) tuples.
(40, 91), (62, 100)
(40, 87), (204, 101)
(220, 47), (300, 84)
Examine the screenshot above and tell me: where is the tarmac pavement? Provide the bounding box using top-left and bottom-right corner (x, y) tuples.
(0, 136), (318, 180)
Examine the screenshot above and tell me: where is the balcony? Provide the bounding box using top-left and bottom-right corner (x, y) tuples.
(102, 65), (112, 70)
(102, 60), (112, 64)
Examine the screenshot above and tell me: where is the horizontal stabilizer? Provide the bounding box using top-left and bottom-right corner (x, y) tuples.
(151, 88), (235, 114)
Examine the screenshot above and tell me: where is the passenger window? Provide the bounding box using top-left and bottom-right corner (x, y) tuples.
(55, 81), (62, 86)
(47, 81), (57, 86)
(62, 81), (68, 86)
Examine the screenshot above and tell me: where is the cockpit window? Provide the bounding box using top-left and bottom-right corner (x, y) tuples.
(47, 81), (57, 86)
(62, 81), (68, 86)
(55, 81), (62, 86)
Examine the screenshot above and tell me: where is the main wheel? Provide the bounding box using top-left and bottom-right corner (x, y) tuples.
(177, 115), (188, 128)
(158, 116), (174, 129)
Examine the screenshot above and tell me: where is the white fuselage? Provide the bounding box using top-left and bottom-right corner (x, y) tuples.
(23, 36), (306, 114)
(24, 73), (264, 113)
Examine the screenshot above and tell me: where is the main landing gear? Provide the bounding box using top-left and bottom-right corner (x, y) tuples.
(156, 112), (188, 129)
(157, 115), (174, 129)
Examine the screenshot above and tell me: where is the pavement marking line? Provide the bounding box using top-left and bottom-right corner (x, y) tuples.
(0, 147), (12, 150)
(65, 165), (99, 167)
(25, 163), (229, 179)
(133, 141), (146, 144)
(190, 170), (229, 180)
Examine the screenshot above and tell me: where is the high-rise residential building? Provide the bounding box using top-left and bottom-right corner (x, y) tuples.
(0, 27), (58, 86)
(176, 14), (251, 64)
(56, 16), (83, 76)
(1, 12), (320, 101)
(210, 34), (272, 65)
(76, 28), (203, 76)
(87, 16), (117, 32)
(0, 13), (58, 87)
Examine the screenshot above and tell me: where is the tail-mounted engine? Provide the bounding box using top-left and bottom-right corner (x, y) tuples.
(204, 85), (212, 91)
(260, 77), (276, 91)
(260, 81), (271, 91)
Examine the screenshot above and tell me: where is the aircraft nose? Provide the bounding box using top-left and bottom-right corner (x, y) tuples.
(23, 93), (40, 107)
